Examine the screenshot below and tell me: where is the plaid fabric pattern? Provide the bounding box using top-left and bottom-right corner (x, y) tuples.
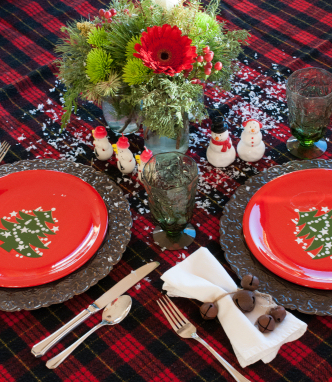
(1, 0), (332, 381)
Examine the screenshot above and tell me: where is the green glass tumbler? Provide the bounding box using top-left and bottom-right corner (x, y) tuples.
(142, 152), (198, 250)
(286, 67), (332, 159)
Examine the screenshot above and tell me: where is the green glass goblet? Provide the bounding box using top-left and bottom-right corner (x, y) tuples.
(286, 67), (332, 159)
(142, 152), (198, 250)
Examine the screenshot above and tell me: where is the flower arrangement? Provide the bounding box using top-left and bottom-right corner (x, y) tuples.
(56, 0), (249, 141)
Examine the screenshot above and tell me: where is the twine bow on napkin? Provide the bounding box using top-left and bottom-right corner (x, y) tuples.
(161, 247), (307, 368)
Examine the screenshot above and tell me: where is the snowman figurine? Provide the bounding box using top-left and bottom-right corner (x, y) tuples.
(112, 134), (136, 174)
(135, 146), (153, 182)
(237, 119), (265, 162)
(92, 126), (113, 161)
(206, 116), (236, 167)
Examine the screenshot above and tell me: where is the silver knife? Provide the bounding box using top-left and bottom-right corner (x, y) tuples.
(31, 261), (159, 357)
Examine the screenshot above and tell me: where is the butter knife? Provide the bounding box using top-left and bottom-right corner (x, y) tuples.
(31, 261), (159, 357)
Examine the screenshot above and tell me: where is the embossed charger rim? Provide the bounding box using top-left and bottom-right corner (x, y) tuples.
(220, 159), (332, 316)
(0, 160), (132, 311)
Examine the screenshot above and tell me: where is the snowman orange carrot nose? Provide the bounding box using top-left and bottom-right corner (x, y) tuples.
(251, 129), (255, 133)
(215, 137), (219, 140)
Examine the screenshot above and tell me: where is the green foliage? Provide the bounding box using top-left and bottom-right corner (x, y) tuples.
(87, 27), (108, 48)
(85, 71), (122, 104)
(125, 35), (142, 60)
(123, 59), (152, 85)
(204, 0), (220, 17)
(86, 48), (114, 84)
(55, 21), (92, 129)
(124, 74), (206, 138)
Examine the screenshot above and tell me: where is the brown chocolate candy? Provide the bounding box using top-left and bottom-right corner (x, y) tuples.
(257, 314), (276, 333)
(233, 290), (255, 313)
(270, 305), (286, 323)
(241, 274), (259, 291)
(200, 302), (218, 320)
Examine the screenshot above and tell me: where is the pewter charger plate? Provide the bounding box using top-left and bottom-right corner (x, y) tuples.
(0, 160), (132, 311)
(220, 159), (332, 316)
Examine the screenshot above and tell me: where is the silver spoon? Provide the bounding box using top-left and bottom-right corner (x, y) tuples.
(46, 295), (132, 369)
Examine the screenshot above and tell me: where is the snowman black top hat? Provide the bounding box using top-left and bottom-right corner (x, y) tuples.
(210, 114), (228, 134)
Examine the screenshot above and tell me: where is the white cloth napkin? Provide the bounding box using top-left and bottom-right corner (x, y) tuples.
(161, 247), (307, 368)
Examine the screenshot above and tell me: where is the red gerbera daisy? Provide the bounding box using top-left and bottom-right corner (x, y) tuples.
(133, 24), (197, 77)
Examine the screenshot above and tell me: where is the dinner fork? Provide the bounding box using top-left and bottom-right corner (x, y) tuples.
(157, 296), (250, 382)
(0, 141), (10, 162)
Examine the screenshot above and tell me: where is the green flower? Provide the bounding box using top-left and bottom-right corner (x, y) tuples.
(125, 35), (142, 61)
(86, 48), (113, 84)
(195, 12), (220, 35)
(87, 27), (108, 48)
(123, 58), (152, 86)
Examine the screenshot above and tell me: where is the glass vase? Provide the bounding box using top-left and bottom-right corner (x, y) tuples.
(102, 95), (139, 135)
(143, 113), (189, 155)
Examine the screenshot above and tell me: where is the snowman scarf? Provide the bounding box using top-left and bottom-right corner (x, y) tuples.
(211, 137), (231, 152)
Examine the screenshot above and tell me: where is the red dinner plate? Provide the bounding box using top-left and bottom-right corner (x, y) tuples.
(0, 170), (108, 288)
(243, 168), (332, 289)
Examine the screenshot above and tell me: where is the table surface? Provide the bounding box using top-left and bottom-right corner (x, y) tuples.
(1, 0), (332, 381)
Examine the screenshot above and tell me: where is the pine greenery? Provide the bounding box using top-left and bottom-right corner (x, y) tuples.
(124, 74), (206, 139)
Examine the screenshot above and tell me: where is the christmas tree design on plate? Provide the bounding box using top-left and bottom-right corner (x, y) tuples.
(295, 207), (332, 260)
(0, 209), (58, 258)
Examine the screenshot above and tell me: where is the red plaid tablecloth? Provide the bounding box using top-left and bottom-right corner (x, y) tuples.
(1, 1), (332, 381)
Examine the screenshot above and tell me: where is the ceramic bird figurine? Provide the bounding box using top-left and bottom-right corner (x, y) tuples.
(135, 147), (153, 182)
(112, 134), (136, 174)
(92, 126), (113, 161)
(237, 119), (265, 162)
(206, 116), (236, 167)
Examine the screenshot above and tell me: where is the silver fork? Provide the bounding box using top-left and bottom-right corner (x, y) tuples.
(0, 141), (10, 162)
(157, 296), (250, 382)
